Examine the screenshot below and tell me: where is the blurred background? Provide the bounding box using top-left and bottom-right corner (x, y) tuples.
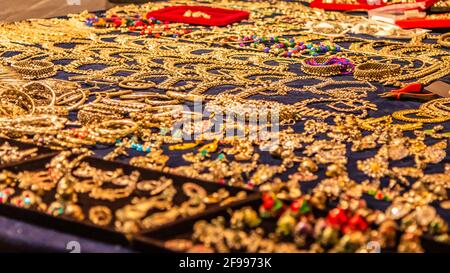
(0, 0), (151, 22)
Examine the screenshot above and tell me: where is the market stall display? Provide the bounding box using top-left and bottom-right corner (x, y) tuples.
(0, 0), (449, 253)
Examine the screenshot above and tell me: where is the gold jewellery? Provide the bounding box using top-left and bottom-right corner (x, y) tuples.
(11, 60), (57, 80)
(354, 62), (401, 81)
(183, 10), (211, 19)
(89, 206), (113, 226)
(0, 141), (38, 165)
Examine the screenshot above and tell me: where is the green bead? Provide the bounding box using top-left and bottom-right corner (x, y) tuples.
(273, 199), (283, 211)
(299, 201), (311, 214)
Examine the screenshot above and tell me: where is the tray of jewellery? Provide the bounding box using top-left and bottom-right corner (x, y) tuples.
(133, 192), (450, 253)
(0, 137), (58, 168)
(0, 151), (258, 247)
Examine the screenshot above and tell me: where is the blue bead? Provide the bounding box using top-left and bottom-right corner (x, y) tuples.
(146, 148), (151, 152)
(137, 144), (143, 151)
(131, 143), (137, 149)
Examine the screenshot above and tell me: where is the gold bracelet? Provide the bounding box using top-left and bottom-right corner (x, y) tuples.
(300, 56), (348, 76)
(11, 60), (57, 80)
(354, 62), (401, 81)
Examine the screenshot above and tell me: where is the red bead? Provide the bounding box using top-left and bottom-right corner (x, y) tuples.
(326, 208), (348, 227)
(262, 196), (274, 210)
(262, 193), (272, 202)
(290, 199), (302, 212)
(375, 191), (384, 200)
(113, 19), (122, 27)
(347, 214), (368, 232)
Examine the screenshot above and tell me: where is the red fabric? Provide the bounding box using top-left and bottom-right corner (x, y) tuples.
(310, 0), (383, 11)
(146, 6), (250, 26)
(395, 18), (450, 29)
(310, 0), (438, 11)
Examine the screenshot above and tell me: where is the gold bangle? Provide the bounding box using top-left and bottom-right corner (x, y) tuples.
(11, 60), (56, 80)
(300, 56), (344, 76)
(354, 62), (400, 81)
(93, 119), (138, 137)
